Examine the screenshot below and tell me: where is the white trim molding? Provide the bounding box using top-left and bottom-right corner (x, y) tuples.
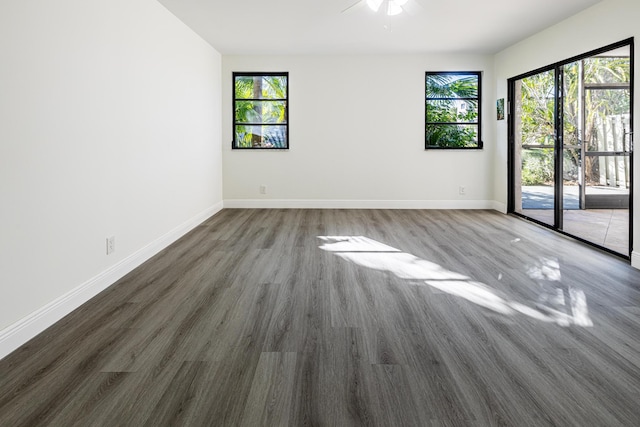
(632, 251), (640, 270)
(0, 202), (223, 361)
(490, 201), (507, 213)
(223, 199), (498, 210)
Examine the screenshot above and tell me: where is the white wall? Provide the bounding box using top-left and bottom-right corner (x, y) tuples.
(222, 54), (497, 209)
(0, 0), (223, 356)
(493, 0), (639, 267)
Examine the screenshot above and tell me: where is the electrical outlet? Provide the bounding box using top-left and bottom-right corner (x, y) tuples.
(259, 185), (267, 195)
(106, 236), (115, 255)
(459, 186), (466, 195)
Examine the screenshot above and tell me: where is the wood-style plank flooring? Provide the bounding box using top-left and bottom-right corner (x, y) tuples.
(1, 209), (640, 426)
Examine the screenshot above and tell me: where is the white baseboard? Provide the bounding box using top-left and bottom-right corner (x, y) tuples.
(0, 202), (223, 361)
(490, 201), (507, 214)
(223, 199), (499, 210)
(632, 251), (640, 270)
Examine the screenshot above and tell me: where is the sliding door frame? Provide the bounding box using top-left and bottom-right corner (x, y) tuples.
(508, 38), (634, 259)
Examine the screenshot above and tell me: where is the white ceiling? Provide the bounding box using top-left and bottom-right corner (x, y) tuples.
(157, 0), (603, 55)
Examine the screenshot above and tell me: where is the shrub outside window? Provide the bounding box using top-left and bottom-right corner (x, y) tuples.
(233, 72), (288, 149)
(425, 71), (482, 149)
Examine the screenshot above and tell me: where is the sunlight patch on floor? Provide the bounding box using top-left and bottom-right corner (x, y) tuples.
(318, 236), (593, 327)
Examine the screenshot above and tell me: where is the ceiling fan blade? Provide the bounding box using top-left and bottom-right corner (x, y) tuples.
(341, 0), (363, 13)
(401, 0), (423, 15)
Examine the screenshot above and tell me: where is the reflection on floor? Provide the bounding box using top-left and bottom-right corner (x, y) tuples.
(520, 208), (629, 255)
(318, 236), (594, 326)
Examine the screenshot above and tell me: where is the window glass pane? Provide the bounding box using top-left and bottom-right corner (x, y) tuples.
(234, 75), (287, 99)
(584, 154), (630, 187)
(425, 71), (481, 149)
(262, 76), (287, 99)
(234, 125), (287, 148)
(235, 101), (287, 124)
(562, 61), (580, 147)
(518, 70), (555, 147)
(426, 100), (478, 123)
(233, 72), (288, 149)
(426, 124), (478, 148)
(585, 90), (631, 152)
(426, 73), (478, 99)
(583, 57), (630, 85)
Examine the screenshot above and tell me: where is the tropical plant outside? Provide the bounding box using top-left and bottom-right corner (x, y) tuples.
(234, 74), (288, 148)
(426, 72), (480, 148)
(518, 70), (555, 185)
(519, 56), (630, 186)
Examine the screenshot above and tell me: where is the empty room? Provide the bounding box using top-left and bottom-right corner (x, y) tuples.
(1, 0), (639, 425)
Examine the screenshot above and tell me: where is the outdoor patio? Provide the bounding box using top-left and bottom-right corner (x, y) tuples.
(520, 186), (629, 255)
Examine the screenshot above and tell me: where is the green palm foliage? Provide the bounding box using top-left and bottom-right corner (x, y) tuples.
(519, 57), (630, 185)
(234, 74), (288, 148)
(426, 73), (480, 148)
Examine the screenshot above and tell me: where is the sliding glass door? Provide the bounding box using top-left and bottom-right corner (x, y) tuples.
(509, 40), (633, 257)
(512, 69), (557, 227)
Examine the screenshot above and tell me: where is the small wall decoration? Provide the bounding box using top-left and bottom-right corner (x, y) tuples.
(496, 98), (505, 120)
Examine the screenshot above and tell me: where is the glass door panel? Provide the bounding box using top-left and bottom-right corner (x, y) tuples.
(561, 60), (582, 218)
(513, 70), (556, 227)
(561, 48), (631, 255)
(562, 148), (581, 210)
(510, 41), (632, 257)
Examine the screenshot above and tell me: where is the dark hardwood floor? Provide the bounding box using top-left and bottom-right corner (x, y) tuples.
(1, 209), (640, 426)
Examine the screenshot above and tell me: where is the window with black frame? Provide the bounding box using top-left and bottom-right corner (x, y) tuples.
(233, 72), (288, 149)
(425, 71), (482, 149)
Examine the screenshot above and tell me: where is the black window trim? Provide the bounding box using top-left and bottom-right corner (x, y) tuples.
(232, 71), (289, 150)
(425, 71), (483, 150)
